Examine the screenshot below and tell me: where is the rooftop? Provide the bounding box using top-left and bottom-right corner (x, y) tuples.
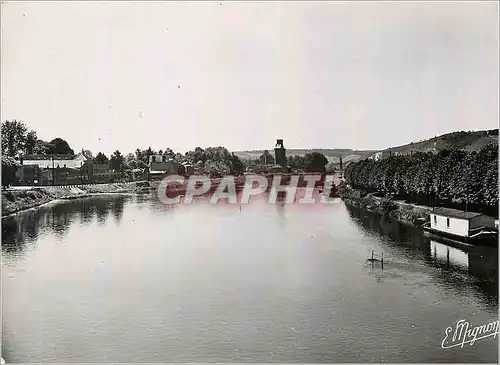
(22, 154), (75, 160)
(431, 207), (483, 220)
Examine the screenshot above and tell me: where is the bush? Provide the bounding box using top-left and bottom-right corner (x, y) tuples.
(1, 156), (20, 188)
(380, 198), (397, 215)
(4, 191), (15, 202)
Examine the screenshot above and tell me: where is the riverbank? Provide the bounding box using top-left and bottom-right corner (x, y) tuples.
(1, 181), (152, 218)
(340, 187), (432, 226)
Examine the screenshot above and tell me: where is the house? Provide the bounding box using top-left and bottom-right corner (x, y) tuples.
(16, 150), (91, 185)
(270, 164), (286, 173)
(429, 207), (496, 238)
(81, 162), (115, 183)
(369, 151), (383, 161)
(259, 150), (275, 165)
(149, 156), (181, 181)
(20, 151), (89, 169)
(15, 164), (40, 185)
(182, 162), (194, 176)
(40, 166), (84, 185)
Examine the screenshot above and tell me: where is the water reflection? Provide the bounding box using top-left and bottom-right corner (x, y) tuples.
(2, 196), (498, 363)
(345, 204), (498, 310)
(430, 240), (469, 270)
(2, 195), (131, 256)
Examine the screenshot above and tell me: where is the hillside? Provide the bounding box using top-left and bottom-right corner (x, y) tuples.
(374, 129), (498, 158)
(232, 149), (376, 164)
(234, 129), (498, 166)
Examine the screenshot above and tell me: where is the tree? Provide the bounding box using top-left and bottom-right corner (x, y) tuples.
(110, 150), (125, 177)
(288, 155), (307, 170)
(230, 153), (244, 174)
(325, 161), (336, 173)
(344, 144), (499, 210)
(164, 148), (175, 159)
(24, 130), (38, 155)
(33, 139), (50, 154)
(94, 152), (109, 164)
(304, 152), (328, 172)
(125, 153), (137, 169)
(47, 138), (74, 155)
(135, 149), (144, 163)
(144, 147), (155, 164)
(2, 155), (20, 188)
(82, 150), (93, 159)
(193, 147), (206, 164)
(1, 120), (28, 157)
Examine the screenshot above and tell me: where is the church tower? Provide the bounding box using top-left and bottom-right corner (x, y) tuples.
(274, 139), (287, 168)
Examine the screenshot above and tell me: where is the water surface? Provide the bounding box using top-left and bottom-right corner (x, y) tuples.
(2, 194), (498, 362)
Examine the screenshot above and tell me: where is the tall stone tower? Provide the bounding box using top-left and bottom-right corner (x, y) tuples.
(274, 139), (287, 167)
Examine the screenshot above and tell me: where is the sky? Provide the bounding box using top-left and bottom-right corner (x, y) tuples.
(1, 1), (498, 156)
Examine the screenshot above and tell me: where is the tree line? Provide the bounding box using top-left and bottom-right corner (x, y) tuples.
(2, 119), (337, 186)
(1, 120), (249, 182)
(344, 143), (498, 214)
(1, 120), (75, 156)
(2, 119), (333, 175)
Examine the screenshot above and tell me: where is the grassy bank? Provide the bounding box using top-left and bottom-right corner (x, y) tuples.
(340, 187), (432, 225)
(1, 181), (152, 218)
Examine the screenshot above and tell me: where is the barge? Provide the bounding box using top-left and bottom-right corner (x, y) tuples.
(422, 207), (497, 246)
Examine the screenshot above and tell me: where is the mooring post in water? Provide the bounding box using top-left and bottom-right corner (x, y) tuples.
(381, 253), (384, 270)
(371, 250), (374, 261)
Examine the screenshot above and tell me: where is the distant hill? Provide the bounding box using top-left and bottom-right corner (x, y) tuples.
(233, 129), (498, 166)
(373, 129), (498, 158)
(232, 149), (376, 165)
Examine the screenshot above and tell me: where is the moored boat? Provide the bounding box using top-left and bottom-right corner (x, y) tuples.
(422, 207), (498, 246)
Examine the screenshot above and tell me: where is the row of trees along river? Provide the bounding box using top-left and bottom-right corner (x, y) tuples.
(344, 143), (498, 217)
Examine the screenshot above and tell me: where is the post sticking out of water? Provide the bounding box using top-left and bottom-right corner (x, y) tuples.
(381, 253), (384, 270)
(371, 250), (374, 261)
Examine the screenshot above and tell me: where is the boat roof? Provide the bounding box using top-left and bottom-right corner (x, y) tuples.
(431, 207), (483, 220)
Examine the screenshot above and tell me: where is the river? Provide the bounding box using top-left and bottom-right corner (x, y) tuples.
(2, 193), (498, 363)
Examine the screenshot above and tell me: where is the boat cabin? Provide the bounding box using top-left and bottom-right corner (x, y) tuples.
(429, 207), (496, 238)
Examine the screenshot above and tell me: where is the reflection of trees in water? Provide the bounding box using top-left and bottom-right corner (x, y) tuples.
(50, 204), (79, 238)
(80, 201), (96, 225)
(95, 200), (110, 223)
(1, 196), (131, 255)
(468, 247), (498, 306)
(345, 204), (498, 309)
(346, 205), (426, 251)
(110, 198), (125, 223)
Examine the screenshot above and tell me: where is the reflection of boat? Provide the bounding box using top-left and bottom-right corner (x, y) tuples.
(319, 183), (338, 198)
(422, 207), (497, 246)
(430, 240), (469, 270)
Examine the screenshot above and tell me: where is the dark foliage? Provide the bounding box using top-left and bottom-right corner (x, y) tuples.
(345, 144), (498, 214)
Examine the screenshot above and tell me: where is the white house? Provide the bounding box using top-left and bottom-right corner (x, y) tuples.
(20, 151), (90, 169)
(369, 151), (383, 161)
(429, 207), (496, 238)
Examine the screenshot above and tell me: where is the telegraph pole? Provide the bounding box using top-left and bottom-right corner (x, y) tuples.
(52, 152), (55, 186)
